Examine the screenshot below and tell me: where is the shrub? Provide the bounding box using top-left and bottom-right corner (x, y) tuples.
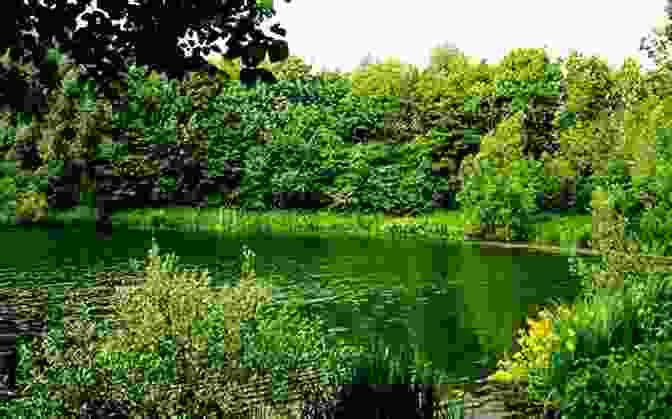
(560, 341), (672, 418)
(525, 284), (648, 409)
(464, 109), (527, 179)
(457, 156), (544, 240)
(95, 239), (275, 368)
(94, 239), (276, 415)
(627, 127), (672, 257)
(524, 183), (672, 414)
(92, 240), (375, 416)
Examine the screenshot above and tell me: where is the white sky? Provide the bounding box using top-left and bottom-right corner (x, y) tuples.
(20, 0), (672, 75)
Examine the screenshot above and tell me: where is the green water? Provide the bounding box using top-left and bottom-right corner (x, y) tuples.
(0, 221), (595, 386)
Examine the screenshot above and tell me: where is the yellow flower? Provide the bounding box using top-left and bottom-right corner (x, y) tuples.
(527, 318), (553, 338)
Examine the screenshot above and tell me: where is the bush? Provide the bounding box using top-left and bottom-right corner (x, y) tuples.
(457, 156), (544, 240)
(560, 341), (672, 418)
(95, 239), (275, 366)
(92, 240), (376, 416)
(590, 126), (672, 257)
(524, 283), (650, 409)
(93, 239), (276, 415)
(522, 188), (672, 415)
(629, 128), (672, 256)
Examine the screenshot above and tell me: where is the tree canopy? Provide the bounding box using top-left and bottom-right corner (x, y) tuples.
(639, 0), (672, 70)
(1, 0), (292, 117)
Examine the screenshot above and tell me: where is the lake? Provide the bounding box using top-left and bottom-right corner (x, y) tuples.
(0, 220), (596, 387)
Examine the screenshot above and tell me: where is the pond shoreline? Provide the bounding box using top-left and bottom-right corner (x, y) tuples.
(1, 203), (598, 254)
(22, 203), (672, 270)
(0, 204), (595, 418)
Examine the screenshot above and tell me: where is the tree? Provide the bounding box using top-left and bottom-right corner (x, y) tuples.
(431, 41), (462, 56)
(1, 0), (292, 118)
(639, 1), (672, 70)
(356, 51), (383, 70)
(427, 41), (468, 72)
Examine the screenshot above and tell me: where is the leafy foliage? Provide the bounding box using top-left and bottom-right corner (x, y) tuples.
(457, 153), (544, 241)
(1, 0), (291, 119)
(237, 300), (371, 401)
(532, 286), (644, 402)
(610, 56), (654, 113)
(558, 51), (625, 120)
(631, 127), (672, 257)
(94, 238), (275, 371)
(502, 161), (672, 415)
(627, 272), (672, 344)
(257, 54), (321, 82)
(465, 110), (526, 178)
(590, 102), (672, 256)
(638, 10), (672, 70)
(625, 95), (672, 177)
(348, 56), (421, 99)
(555, 110), (628, 180)
(240, 140), (324, 210)
(91, 241), (376, 415)
(560, 341), (672, 418)
(494, 48), (564, 114)
(412, 53), (498, 118)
